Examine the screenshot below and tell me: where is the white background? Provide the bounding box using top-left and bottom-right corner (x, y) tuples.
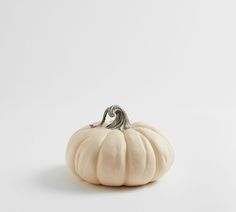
(0, 0), (236, 211)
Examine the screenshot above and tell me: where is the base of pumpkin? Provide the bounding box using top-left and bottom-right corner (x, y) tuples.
(73, 174), (158, 187)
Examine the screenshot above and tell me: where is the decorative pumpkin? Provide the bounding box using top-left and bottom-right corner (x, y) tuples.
(66, 105), (174, 186)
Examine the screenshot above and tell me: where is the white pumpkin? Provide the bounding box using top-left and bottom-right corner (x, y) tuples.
(66, 105), (174, 186)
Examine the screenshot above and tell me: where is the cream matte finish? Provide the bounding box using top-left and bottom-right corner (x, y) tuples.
(66, 122), (174, 186)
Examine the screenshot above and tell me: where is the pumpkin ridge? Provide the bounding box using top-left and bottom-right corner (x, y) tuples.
(96, 130), (113, 185)
(134, 125), (170, 151)
(143, 126), (174, 161)
(137, 127), (174, 172)
(138, 133), (153, 183)
(134, 128), (161, 181)
(74, 136), (91, 178)
(68, 128), (97, 160)
(66, 128), (92, 169)
(122, 131), (129, 186)
(143, 125), (172, 146)
(69, 128), (92, 143)
(133, 123), (172, 147)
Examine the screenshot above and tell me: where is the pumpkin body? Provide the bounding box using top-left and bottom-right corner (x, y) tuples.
(66, 122), (174, 186)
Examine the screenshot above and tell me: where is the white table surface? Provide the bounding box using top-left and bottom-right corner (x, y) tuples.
(0, 0), (235, 211)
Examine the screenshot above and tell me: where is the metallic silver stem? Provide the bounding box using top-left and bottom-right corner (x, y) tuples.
(90, 105), (131, 130)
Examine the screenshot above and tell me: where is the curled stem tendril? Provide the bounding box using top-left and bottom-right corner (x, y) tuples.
(90, 105), (131, 130)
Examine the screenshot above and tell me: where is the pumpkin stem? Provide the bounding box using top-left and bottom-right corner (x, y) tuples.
(90, 105), (131, 130)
